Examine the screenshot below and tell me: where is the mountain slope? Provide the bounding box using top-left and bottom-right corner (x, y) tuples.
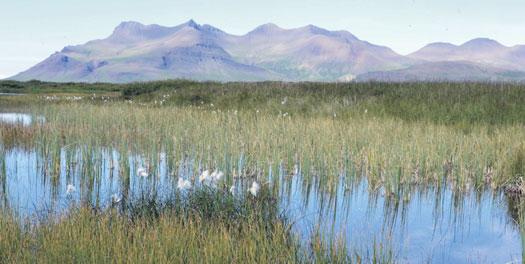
(10, 21), (525, 83)
(356, 61), (525, 82)
(13, 20), (278, 82)
(221, 24), (416, 80)
(409, 38), (525, 71)
(11, 20), (416, 83)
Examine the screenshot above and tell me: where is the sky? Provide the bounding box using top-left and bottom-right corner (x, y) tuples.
(1, 0), (524, 79)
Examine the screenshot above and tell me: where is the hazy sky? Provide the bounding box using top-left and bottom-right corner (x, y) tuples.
(1, 0), (524, 78)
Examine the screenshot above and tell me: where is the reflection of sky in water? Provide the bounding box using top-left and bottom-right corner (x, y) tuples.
(0, 93), (23, 96)
(0, 112), (45, 126)
(280, 175), (522, 263)
(0, 113), (33, 126)
(0, 148), (522, 263)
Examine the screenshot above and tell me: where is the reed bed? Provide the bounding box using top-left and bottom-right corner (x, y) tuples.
(2, 81), (525, 263)
(2, 102), (524, 194)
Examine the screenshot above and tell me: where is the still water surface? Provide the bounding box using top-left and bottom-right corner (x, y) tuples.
(0, 113), (34, 126)
(0, 146), (521, 263)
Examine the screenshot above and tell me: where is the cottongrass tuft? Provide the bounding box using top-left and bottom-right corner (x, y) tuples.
(177, 178), (192, 191)
(66, 184), (76, 195)
(111, 193), (122, 204)
(137, 167), (149, 177)
(248, 182), (260, 197)
(199, 170), (210, 183)
(199, 169), (224, 187)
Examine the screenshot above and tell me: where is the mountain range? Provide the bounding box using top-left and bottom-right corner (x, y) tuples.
(10, 20), (525, 83)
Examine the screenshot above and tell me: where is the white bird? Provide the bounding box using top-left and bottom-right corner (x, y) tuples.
(199, 170), (210, 183)
(248, 181), (260, 197)
(177, 178), (192, 191)
(137, 167), (149, 177)
(66, 184), (76, 194)
(111, 193), (122, 204)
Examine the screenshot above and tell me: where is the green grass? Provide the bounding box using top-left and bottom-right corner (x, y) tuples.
(126, 81), (525, 126)
(0, 204), (301, 263)
(3, 102), (522, 191)
(3, 80), (525, 125)
(0, 187), (373, 263)
(1, 80), (525, 263)
(0, 80), (122, 94)
(2, 80), (525, 198)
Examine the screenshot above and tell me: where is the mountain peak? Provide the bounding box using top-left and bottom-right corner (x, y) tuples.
(462, 38), (505, 49)
(409, 42), (458, 57)
(113, 21), (146, 32)
(248, 23), (283, 34)
(178, 20), (227, 35)
(182, 19), (200, 29)
(110, 21), (147, 40)
(301, 24), (330, 34)
(109, 21), (173, 42)
(424, 42), (457, 48)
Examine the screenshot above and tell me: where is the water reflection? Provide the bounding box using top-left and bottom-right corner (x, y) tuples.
(0, 147), (522, 263)
(280, 175), (521, 262)
(0, 113), (34, 126)
(0, 93), (23, 96)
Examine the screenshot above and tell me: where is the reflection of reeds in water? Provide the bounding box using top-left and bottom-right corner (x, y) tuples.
(505, 195), (525, 262)
(3, 142), (504, 259)
(0, 161), (396, 263)
(3, 142), (512, 261)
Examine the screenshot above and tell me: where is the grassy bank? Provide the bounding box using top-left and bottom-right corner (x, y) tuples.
(2, 80), (525, 125)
